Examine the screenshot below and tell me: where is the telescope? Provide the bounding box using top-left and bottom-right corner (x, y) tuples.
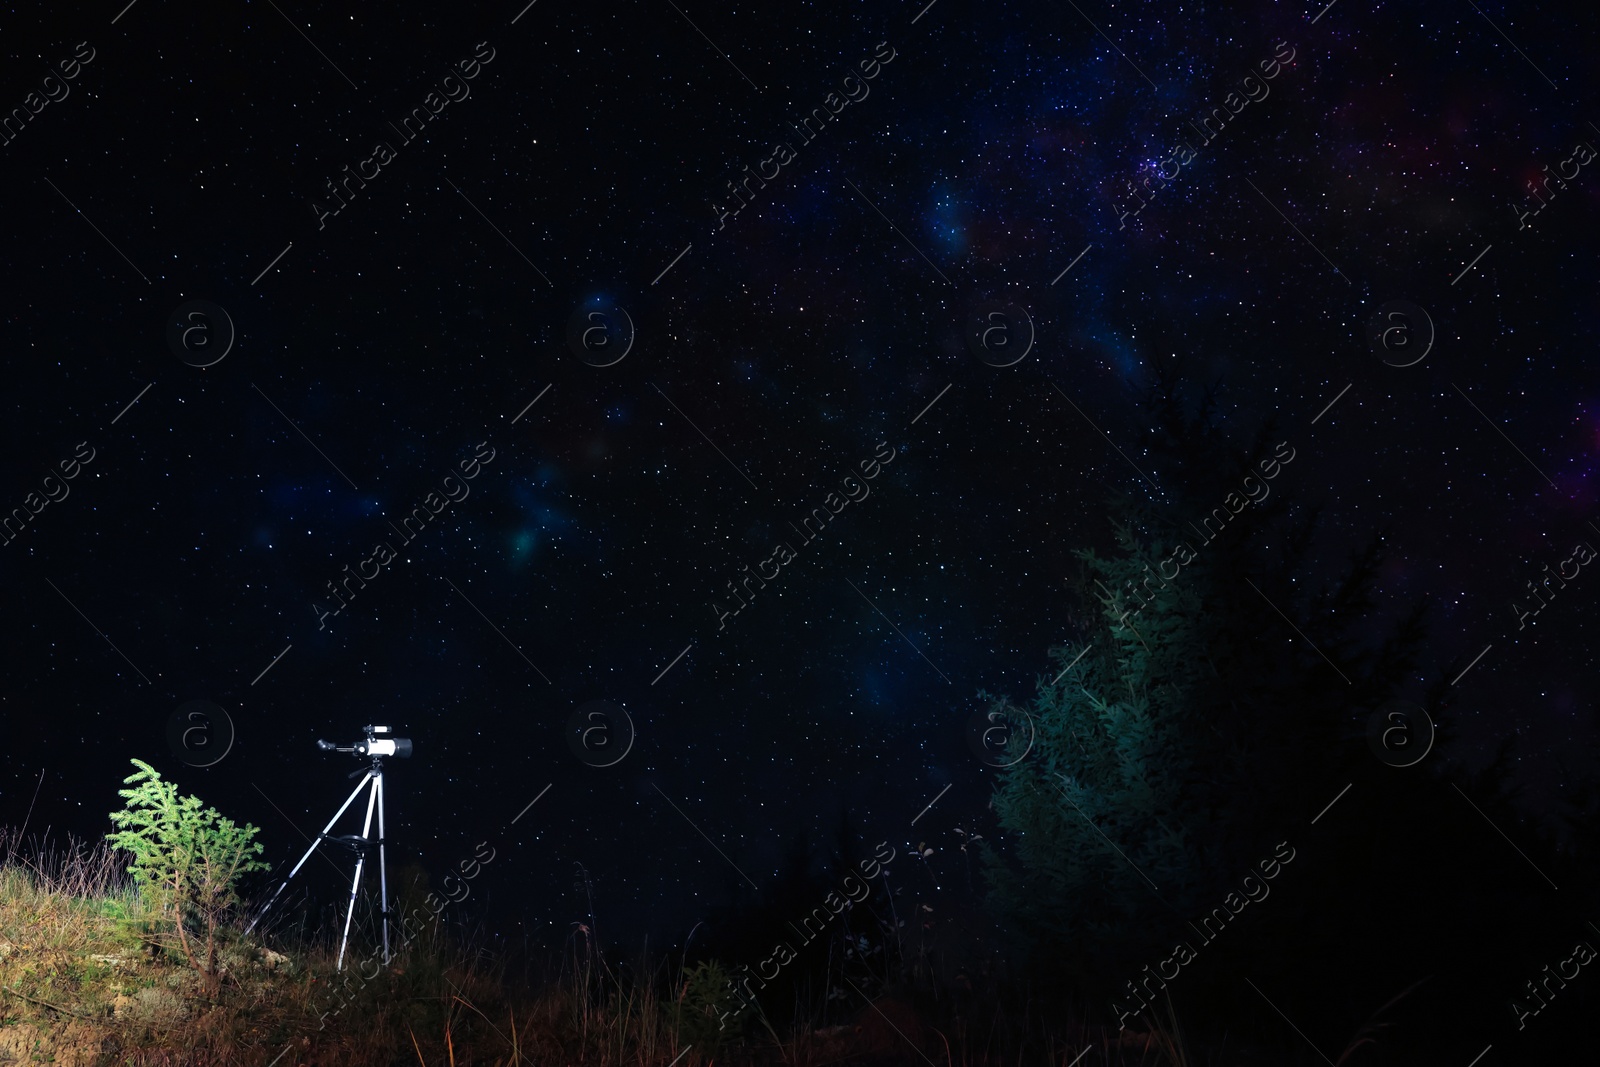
(318, 724), (413, 761)
(245, 724), (413, 970)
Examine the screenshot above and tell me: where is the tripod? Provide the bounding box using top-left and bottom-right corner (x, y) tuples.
(245, 725), (411, 971)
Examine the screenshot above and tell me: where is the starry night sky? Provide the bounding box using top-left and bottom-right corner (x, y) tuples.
(3, 0), (1599, 962)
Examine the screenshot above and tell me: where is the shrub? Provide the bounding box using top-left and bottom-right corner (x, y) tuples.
(674, 959), (741, 1053)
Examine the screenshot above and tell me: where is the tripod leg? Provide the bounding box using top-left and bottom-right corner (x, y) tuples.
(377, 771), (391, 966)
(336, 776), (381, 971)
(245, 771), (375, 937)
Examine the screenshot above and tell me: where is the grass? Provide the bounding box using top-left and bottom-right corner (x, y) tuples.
(0, 827), (1379, 1067)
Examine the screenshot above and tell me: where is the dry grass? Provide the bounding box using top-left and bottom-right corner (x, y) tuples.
(0, 828), (1285, 1067)
(0, 827), (753, 1066)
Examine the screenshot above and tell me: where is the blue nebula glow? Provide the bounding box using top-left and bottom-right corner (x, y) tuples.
(507, 462), (576, 571)
(511, 528), (538, 564)
(927, 184), (968, 255)
(1085, 327), (1145, 387)
(859, 665), (897, 709)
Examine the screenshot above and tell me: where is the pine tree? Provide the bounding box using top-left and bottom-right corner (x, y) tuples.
(980, 375), (1429, 993)
(107, 758), (270, 996)
(982, 527), (1211, 979)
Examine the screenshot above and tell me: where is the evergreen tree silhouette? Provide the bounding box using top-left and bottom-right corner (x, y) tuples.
(980, 369), (1430, 993)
